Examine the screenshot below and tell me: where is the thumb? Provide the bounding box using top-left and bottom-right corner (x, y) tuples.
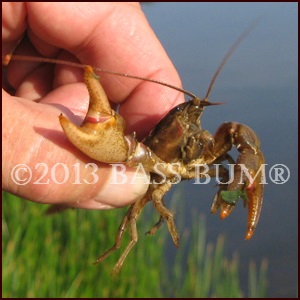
(2, 88), (149, 209)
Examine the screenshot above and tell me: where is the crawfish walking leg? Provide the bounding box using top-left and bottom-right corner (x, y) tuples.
(146, 216), (164, 236)
(151, 182), (180, 247)
(112, 213), (139, 273)
(94, 205), (133, 265)
(95, 192), (151, 272)
(112, 193), (151, 273)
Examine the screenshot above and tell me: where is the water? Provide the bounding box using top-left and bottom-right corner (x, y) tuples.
(142, 3), (298, 297)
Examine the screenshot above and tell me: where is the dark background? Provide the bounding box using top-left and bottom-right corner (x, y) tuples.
(142, 2), (298, 297)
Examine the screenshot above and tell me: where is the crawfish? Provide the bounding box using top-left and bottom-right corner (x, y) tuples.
(4, 25), (265, 274)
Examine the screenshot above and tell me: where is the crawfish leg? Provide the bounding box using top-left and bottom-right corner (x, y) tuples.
(151, 182), (180, 247)
(94, 205), (132, 265)
(112, 192), (152, 273)
(95, 192), (150, 273)
(146, 216), (164, 236)
(112, 212), (139, 274)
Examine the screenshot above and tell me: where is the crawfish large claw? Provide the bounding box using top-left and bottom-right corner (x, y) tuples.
(59, 66), (130, 163)
(205, 122), (265, 239)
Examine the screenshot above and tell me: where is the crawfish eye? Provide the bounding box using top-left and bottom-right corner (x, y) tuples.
(175, 106), (184, 112)
(170, 105), (184, 114)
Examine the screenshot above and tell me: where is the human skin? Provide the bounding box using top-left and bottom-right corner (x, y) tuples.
(2, 3), (184, 209)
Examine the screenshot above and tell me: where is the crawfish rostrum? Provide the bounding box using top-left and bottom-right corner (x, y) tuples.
(5, 26), (265, 274)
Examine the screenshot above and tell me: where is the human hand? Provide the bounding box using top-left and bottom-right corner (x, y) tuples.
(2, 2), (184, 209)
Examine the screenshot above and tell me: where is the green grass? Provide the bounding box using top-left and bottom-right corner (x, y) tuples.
(2, 191), (268, 297)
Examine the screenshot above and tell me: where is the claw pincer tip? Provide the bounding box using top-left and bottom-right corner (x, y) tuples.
(245, 228), (254, 240)
(220, 209), (229, 219)
(220, 205), (234, 219)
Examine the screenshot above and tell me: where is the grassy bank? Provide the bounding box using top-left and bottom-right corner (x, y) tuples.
(2, 191), (267, 297)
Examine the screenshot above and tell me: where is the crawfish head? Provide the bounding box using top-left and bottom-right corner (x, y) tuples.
(143, 97), (219, 163)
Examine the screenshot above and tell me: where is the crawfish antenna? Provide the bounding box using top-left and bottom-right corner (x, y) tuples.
(204, 18), (261, 101)
(3, 55), (198, 99)
(91, 67), (198, 99)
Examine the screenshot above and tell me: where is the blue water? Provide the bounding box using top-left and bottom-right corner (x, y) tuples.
(142, 3), (298, 297)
